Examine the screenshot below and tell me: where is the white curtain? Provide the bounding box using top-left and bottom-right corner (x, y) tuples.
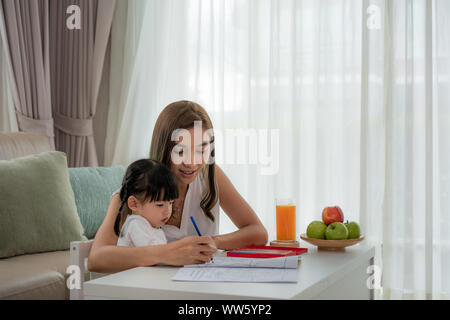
(105, 0), (450, 299)
(0, 37), (16, 132)
(104, 0), (148, 166)
(376, 0), (450, 300)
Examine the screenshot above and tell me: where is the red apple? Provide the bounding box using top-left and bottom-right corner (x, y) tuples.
(322, 206), (344, 225)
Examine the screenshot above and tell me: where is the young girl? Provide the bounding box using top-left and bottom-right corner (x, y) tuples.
(114, 159), (179, 247)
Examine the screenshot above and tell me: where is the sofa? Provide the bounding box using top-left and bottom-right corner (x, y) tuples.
(0, 132), (123, 299)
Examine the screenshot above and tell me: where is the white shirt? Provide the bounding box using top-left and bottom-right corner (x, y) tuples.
(113, 173), (220, 244)
(117, 214), (167, 247)
(162, 173), (220, 243)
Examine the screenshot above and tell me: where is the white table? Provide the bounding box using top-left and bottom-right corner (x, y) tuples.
(84, 244), (375, 300)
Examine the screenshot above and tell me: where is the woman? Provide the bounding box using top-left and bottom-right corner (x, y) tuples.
(88, 101), (268, 273)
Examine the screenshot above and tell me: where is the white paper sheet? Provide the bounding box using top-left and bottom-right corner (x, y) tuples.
(172, 256), (299, 283)
(172, 267), (298, 283)
(183, 255), (299, 269)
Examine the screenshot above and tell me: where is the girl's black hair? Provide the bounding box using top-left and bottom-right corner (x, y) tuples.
(114, 159), (179, 236)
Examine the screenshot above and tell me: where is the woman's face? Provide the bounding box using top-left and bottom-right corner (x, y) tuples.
(170, 127), (212, 186)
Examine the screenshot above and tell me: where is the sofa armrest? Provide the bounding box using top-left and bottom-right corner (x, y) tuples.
(0, 132), (53, 160)
(69, 240), (93, 300)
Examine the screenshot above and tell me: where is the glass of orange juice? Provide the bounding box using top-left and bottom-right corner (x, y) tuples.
(276, 198), (296, 241)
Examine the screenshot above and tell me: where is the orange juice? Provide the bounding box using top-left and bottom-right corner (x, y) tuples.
(276, 205), (296, 241)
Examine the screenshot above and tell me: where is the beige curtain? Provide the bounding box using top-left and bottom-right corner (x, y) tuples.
(0, 0), (54, 148)
(49, 0), (115, 167)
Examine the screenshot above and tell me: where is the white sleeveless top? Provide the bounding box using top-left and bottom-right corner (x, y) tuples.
(113, 173), (219, 243)
(163, 173), (220, 243)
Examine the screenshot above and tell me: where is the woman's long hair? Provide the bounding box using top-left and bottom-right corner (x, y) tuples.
(149, 100), (218, 222)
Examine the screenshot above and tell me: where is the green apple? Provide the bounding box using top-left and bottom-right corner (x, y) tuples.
(325, 222), (348, 240)
(306, 221), (327, 239)
(344, 221), (361, 239)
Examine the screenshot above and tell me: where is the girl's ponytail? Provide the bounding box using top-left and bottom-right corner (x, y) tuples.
(113, 200), (127, 236)
(113, 177), (133, 236)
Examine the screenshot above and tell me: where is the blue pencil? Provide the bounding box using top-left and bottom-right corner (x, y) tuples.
(190, 216), (202, 236)
(190, 216), (215, 263)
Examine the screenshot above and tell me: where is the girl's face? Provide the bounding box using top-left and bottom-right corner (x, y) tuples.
(132, 198), (174, 228)
(170, 127), (212, 186)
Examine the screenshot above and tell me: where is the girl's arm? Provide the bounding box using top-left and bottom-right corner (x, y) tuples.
(87, 194), (216, 273)
(212, 165), (269, 250)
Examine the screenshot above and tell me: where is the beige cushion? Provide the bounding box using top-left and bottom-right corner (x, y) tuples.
(0, 132), (53, 160)
(0, 251), (70, 299)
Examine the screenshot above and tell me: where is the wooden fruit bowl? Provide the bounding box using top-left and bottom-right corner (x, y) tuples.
(300, 233), (364, 251)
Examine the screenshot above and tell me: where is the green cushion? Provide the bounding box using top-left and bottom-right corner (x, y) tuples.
(68, 166), (125, 239)
(0, 151), (87, 258)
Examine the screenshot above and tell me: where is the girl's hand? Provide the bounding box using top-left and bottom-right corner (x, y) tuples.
(163, 236), (217, 266)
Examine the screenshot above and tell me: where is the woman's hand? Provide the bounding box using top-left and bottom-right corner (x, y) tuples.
(163, 236), (217, 266)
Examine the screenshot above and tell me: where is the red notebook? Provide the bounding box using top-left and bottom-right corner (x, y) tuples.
(226, 245), (307, 258)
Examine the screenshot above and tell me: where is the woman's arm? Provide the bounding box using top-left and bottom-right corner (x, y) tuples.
(212, 165), (268, 250)
(87, 194), (216, 273)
